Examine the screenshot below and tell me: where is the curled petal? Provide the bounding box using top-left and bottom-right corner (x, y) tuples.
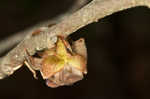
(68, 55), (87, 74)
(72, 38), (87, 58)
(41, 55), (65, 79)
(46, 65), (84, 88)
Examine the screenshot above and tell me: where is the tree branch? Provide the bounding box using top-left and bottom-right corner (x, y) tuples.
(0, 0), (89, 55)
(0, 0), (150, 79)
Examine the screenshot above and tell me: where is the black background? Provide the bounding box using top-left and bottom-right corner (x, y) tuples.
(0, 0), (146, 99)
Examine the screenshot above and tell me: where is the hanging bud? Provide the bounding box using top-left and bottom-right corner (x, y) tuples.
(40, 36), (87, 88)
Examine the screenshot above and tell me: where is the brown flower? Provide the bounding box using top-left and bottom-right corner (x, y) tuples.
(40, 37), (87, 87)
(25, 36), (87, 88)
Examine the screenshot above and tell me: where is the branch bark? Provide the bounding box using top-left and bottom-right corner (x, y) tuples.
(0, 0), (150, 79)
(0, 0), (89, 55)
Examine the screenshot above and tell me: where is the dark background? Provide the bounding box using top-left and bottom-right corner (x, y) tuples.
(0, 0), (146, 99)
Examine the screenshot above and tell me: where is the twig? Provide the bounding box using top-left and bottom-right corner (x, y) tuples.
(0, 0), (89, 55)
(0, 0), (150, 79)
